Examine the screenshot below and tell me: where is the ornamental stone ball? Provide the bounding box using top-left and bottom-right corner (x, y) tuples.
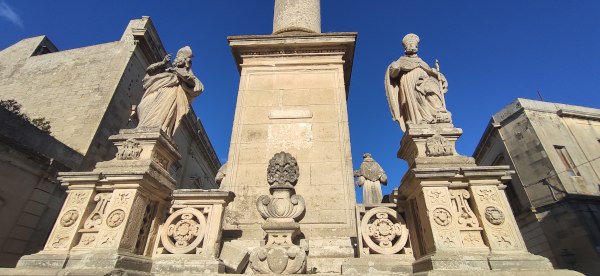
(136, 46), (204, 137)
(354, 153), (388, 205)
(385, 33), (451, 132)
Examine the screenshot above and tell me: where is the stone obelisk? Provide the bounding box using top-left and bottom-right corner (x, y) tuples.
(223, 0), (358, 273)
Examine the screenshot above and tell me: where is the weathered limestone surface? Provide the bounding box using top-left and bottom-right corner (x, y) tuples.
(152, 189), (234, 274)
(11, 130), (178, 273)
(248, 152), (308, 274)
(387, 34), (580, 275)
(224, 32), (357, 273)
(342, 203), (414, 275)
(0, 108), (83, 267)
(474, 98), (600, 275)
(273, 0), (321, 34)
(0, 19), (221, 266)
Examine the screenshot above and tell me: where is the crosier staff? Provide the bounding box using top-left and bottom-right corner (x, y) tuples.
(435, 59), (446, 109)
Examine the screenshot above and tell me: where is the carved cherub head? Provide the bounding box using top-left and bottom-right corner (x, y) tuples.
(363, 153), (373, 161)
(402, 33), (420, 56)
(173, 46), (193, 69)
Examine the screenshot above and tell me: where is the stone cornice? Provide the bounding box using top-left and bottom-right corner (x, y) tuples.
(228, 32), (357, 96)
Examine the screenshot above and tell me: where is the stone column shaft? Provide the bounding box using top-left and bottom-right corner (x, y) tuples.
(273, 0), (321, 34)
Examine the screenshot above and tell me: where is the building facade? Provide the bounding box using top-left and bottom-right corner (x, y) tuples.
(474, 98), (600, 275)
(0, 17), (220, 267)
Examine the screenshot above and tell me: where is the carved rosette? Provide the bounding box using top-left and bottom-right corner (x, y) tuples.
(361, 207), (409, 255)
(249, 152), (307, 274)
(158, 207), (207, 254)
(432, 207), (452, 226)
(106, 209), (126, 228)
(60, 210), (79, 227)
(484, 206), (505, 225)
(116, 139), (142, 160)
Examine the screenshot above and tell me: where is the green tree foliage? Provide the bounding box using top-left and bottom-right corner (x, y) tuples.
(0, 99), (51, 133)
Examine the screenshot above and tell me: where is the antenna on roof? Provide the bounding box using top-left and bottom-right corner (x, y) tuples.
(537, 90), (544, 101)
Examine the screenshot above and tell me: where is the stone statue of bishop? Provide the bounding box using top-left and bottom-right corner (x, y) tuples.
(136, 46), (204, 137)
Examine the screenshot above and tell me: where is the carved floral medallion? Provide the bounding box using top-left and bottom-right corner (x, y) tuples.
(361, 207), (409, 254)
(106, 209), (126, 228)
(432, 207), (452, 226)
(160, 207), (207, 254)
(485, 206), (505, 225)
(60, 210), (79, 227)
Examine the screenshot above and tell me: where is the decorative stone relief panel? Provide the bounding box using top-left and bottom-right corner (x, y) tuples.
(470, 186), (523, 251)
(448, 189), (486, 248)
(425, 134), (454, 157)
(116, 139), (142, 160)
(44, 190), (94, 251)
(157, 207), (208, 254)
(154, 202), (220, 256)
(357, 205), (411, 256)
(77, 193), (113, 248)
(135, 201), (158, 255)
(426, 189), (449, 205)
(449, 189), (479, 228)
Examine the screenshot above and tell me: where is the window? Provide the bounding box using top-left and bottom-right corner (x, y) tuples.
(554, 145), (580, 176)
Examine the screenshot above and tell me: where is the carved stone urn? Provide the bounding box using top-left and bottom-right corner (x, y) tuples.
(249, 152), (307, 274)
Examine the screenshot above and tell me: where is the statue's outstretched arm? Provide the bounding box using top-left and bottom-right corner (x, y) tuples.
(146, 54), (171, 75)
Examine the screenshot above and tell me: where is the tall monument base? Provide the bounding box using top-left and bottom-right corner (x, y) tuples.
(224, 32), (358, 274)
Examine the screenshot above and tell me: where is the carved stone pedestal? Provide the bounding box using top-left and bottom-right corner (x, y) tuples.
(398, 124), (476, 169)
(399, 165), (571, 275)
(7, 129), (180, 275)
(151, 189), (234, 274)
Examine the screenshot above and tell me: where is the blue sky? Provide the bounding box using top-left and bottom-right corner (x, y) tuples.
(2, 1), (599, 201)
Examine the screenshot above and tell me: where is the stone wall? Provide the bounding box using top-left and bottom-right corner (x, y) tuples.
(0, 109), (81, 267)
(0, 37), (135, 170)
